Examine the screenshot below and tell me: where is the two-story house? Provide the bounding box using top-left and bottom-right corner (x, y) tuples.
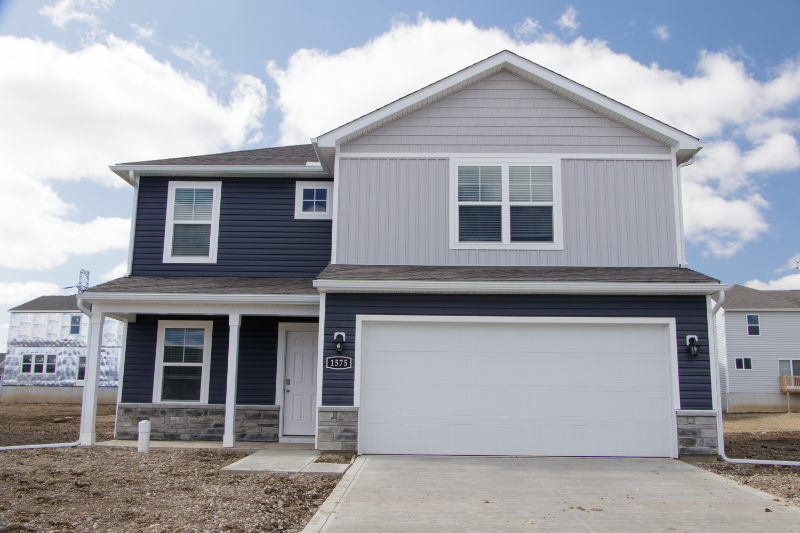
(78, 51), (726, 458)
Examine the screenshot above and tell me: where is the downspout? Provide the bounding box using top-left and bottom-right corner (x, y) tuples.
(676, 155), (695, 268)
(125, 170), (139, 277)
(710, 290), (800, 466)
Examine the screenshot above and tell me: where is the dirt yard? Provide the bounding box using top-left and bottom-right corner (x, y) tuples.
(0, 403), (116, 447)
(0, 446), (337, 532)
(699, 412), (800, 506)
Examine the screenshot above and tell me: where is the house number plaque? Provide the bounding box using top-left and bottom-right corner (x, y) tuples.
(326, 356), (352, 370)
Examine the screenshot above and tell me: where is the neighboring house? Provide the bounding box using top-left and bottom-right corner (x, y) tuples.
(717, 285), (800, 412)
(78, 51), (725, 459)
(2, 295), (123, 404)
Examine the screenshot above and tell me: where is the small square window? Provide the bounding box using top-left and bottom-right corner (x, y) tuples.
(735, 358), (753, 370)
(22, 354), (32, 373)
(70, 316), (81, 335)
(746, 314), (760, 336)
(294, 181), (333, 219)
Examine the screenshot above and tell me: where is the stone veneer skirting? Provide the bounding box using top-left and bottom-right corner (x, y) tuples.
(677, 410), (719, 456)
(318, 406), (358, 452)
(115, 403), (279, 442)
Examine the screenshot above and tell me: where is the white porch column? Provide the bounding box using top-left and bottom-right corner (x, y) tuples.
(79, 311), (105, 445)
(223, 313), (241, 448)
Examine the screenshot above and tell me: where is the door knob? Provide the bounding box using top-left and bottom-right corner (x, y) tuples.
(286, 389), (291, 393)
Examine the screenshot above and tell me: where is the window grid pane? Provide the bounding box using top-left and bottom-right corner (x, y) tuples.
(161, 367), (202, 401)
(164, 328), (205, 363)
(458, 166), (501, 202)
(510, 206), (553, 242)
(509, 166), (553, 202)
(78, 357), (86, 380)
(459, 206), (501, 242)
(22, 354), (31, 373)
(748, 325), (760, 336)
(174, 188), (213, 221)
(302, 188), (327, 213)
(172, 224), (211, 256)
(793, 360), (800, 376)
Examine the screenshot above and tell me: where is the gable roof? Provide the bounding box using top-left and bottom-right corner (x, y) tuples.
(121, 144), (318, 166)
(9, 295), (79, 313)
(721, 284), (800, 310)
(314, 50), (703, 170)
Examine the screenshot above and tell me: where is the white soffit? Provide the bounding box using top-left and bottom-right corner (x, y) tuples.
(316, 51), (702, 152)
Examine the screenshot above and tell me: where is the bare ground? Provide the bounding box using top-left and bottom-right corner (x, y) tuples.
(0, 403), (116, 447)
(0, 446), (337, 532)
(699, 412), (800, 506)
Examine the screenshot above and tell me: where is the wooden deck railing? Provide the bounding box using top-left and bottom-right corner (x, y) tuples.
(780, 376), (800, 393)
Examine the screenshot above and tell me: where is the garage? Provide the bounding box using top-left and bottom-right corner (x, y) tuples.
(357, 317), (677, 457)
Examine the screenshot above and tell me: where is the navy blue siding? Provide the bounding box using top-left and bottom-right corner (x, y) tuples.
(322, 294), (713, 410)
(131, 177), (332, 277)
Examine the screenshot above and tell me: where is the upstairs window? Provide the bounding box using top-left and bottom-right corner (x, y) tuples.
(450, 160), (562, 250)
(70, 316), (81, 335)
(746, 314), (760, 336)
(163, 181), (221, 264)
(294, 181), (333, 220)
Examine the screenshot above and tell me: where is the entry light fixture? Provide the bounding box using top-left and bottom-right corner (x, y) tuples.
(333, 332), (346, 353)
(686, 335), (700, 357)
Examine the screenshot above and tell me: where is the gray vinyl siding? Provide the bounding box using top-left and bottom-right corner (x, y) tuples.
(724, 311), (800, 394)
(336, 158), (678, 267)
(321, 293), (712, 409)
(341, 71), (670, 155)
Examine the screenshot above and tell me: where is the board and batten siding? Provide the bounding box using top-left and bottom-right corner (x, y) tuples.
(121, 315), (316, 405)
(132, 177), (332, 277)
(336, 158), (678, 267)
(341, 70), (670, 155)
(321, 294), (712, 410)
(724, 311), (800, 395)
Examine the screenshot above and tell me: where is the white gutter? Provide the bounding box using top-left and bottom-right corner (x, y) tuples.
(313, 279), (727, 295)
(676, 155), (695, 267)
(76, 297), (91, 316)
(310, 138), (332, 175)
(80, 292), (320, 305)
(709, 290), (800, 466)
(109, 164), (331, 177)
(125, 170), (139, 277)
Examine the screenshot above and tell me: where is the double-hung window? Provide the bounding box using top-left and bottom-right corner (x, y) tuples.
(746, 314), (760, 336)
(153, 321), (213, 403)
(163, 182), (222, 263)
(70, 315), (81, 335)
(294, 181), (334, 220)
(451, 161), (562, 249)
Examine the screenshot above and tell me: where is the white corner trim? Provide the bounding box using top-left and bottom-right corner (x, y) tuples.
(162, 181), (222, 264)
(294, 181), (334, 220)
(313, 279), (727, 295)
(125, 173), (140, 277)
(330, 147), (341, 264)
(276, 322), (321, 441)
(448, 158), (564, 251)
(315, 292), (327, 449)
(152, 320), (213, 404)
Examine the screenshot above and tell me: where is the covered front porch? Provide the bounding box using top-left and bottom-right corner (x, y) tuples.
(76, 276), (322, 448)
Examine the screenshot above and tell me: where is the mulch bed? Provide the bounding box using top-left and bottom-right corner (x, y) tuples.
(315, 454), (352, 464)
(0, 446), (337, 532)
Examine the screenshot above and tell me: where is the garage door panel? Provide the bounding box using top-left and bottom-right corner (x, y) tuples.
(360, 321), (673, 457)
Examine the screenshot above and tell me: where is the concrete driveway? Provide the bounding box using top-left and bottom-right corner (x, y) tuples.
(319, 456), (800, 532)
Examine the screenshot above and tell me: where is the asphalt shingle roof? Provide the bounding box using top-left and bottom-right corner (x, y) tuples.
(9, 295), (79, 312)
(121, 144), (318, 166)
(721, 284), (800, 310)
(317, 265), (720, 283)
(84, 276), (317, 295)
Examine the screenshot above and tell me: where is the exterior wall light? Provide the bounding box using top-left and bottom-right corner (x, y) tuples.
(333, 332), (346, 353)
(686, 335), (700, 357)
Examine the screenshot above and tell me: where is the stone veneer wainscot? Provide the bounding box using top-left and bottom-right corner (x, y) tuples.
(677, 410), (719, 456)
(318, 407), (358, 452)
(115, 404), (279, 442)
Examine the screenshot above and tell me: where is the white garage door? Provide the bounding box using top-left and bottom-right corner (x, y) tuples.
(359, 320), (675, 457)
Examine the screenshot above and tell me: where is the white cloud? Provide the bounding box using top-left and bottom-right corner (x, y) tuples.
(652, 25), (669, 41)
(514, 17), (542, 40)
(40, 0), (114, 28)
(267, 15), (800, 258)
(0, 282), (64, 307)
(172, 43), (223, 76)
(746, 272), (800, 290)
(100, 261), (127, 281)
(0, 35), (268, 270)
(131, 23), (156, 41)
(556, 6), (580, 32)
(776, 253), (800, 273)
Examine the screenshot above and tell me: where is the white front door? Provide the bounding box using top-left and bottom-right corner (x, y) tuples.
(282, 330), (318, 436)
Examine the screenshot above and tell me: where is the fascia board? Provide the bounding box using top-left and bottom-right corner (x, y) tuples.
(723, 308), (800, 312)
(313, 279), (727, 295)
(8, 309), (79, 314)
(317, 52), (701, 151)
(80, 291), (320, 305)
(109, 165), (331, 179)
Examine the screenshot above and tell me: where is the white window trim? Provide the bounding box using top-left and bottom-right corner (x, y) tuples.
(779, 358), (800, 376)
(746, 314), (761, 336)
(152, 320), (213, 404)
(21, 353), (56, 375)
(448, 158), (564, 250)
(294, 181), (334, 220)
(162, 181), (222, 264)
(734, 357), (753, 370)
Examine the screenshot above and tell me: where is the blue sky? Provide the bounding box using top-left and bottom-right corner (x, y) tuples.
(0, 0), (799, 348)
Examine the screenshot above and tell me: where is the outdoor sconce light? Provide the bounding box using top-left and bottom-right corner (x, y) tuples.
(686, 335), (700, 357)
(333, 332), (346, 353)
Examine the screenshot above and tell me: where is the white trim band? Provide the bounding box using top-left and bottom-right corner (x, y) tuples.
(81, 292), (320, 305)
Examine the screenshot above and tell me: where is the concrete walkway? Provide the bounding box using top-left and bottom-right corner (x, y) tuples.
(318, 456), (800, 532)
